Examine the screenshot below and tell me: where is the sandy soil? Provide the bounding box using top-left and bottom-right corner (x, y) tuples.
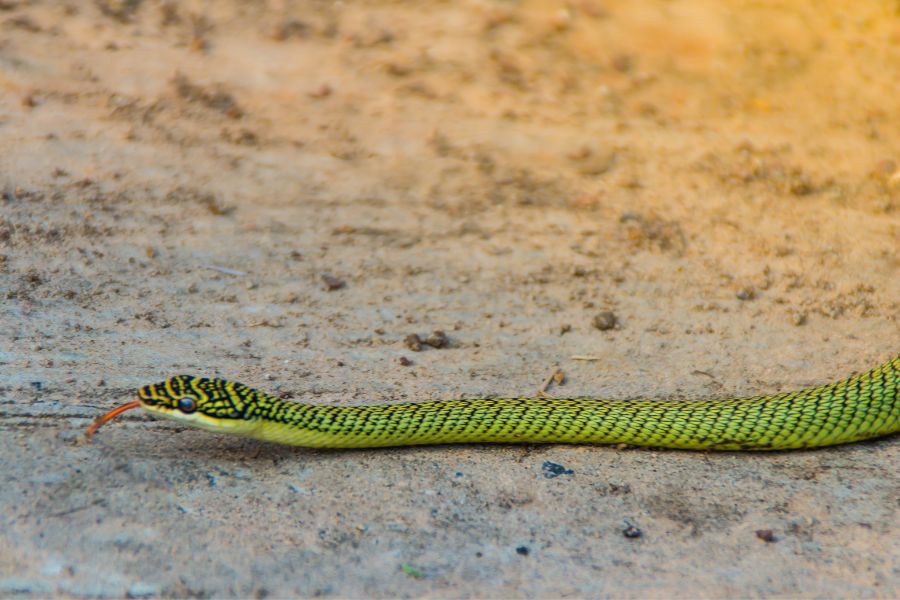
(1, 1), (898, 597)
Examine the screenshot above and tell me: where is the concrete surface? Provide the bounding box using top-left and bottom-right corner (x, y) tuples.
(1, 1), (898, 597)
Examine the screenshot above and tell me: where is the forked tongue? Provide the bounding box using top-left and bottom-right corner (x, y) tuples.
(85, 400), (142, 440)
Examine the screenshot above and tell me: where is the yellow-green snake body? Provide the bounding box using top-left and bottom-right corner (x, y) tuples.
(89, 355), (900, 450)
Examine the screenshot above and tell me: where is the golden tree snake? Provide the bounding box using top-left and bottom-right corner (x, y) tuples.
(86, 355), (899, 451)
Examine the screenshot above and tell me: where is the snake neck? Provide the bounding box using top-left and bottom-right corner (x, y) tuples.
(244, 393), (316, 426)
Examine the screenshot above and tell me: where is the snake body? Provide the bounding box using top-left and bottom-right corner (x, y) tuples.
(88, 355), (899, 450)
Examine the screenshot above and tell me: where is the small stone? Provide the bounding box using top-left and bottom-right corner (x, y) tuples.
(622, 518), (642, 539)
(792, 312), (807, 326)
(542, 461), (574, 479)
(552, 370), (566, 386)
(404, 334), (423, 352)
(399, 356), (413, 366)
(736, 288), (755, 301)
(515, 546), (530, 556)
(321, 273), (345, 291)
(755, 529), (778, 543)
(559, 324), (572, 335)
(424, 330), (449, 348)
(623, 525), (642, 538)
(592, 311), (617, 331)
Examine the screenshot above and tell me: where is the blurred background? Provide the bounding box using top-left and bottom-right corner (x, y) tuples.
(1, 1), (898, 598)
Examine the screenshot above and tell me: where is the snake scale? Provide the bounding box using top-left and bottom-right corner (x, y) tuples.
(86, 355), (899, 450)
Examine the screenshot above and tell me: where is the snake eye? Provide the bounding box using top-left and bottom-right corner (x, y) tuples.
(178, 395), (198, 413)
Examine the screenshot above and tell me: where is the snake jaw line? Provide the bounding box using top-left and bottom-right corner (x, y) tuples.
(143, 404), (263, 436)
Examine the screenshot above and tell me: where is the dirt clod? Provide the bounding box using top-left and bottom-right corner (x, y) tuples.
(424, 330), (449, 348)
(755, 529), (778, 543)
(321, 273), (346, 291)
(404, 334), (423, 352)
(592, 311), (617, 331)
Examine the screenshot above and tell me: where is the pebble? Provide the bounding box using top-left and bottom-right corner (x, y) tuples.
(399, 356), (413, 366)
(755, 529), (778, 543)
(320, 273), (346, 291)
(404, 334), (423, 352)
(592, 311), (617, 331)
(622, 518), (642, 539)
(736, 288), (755, 301)
(542, 461), (574, 478)
(515, 546), (530, 556)
(424, 330), (449, 348)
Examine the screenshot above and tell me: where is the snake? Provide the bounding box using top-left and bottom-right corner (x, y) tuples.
(85, 355), (899, 451)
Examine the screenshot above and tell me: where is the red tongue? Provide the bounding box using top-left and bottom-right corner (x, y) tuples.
(85, 400), (142, 440)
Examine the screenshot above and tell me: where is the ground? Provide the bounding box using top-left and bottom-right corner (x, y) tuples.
(1, 0), (898, 598)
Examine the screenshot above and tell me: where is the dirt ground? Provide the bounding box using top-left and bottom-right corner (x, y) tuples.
(1, 0), (898, 598)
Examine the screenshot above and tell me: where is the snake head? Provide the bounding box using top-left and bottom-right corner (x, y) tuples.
(134, 375), (261, 435)
(86, 375), (262, 440)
